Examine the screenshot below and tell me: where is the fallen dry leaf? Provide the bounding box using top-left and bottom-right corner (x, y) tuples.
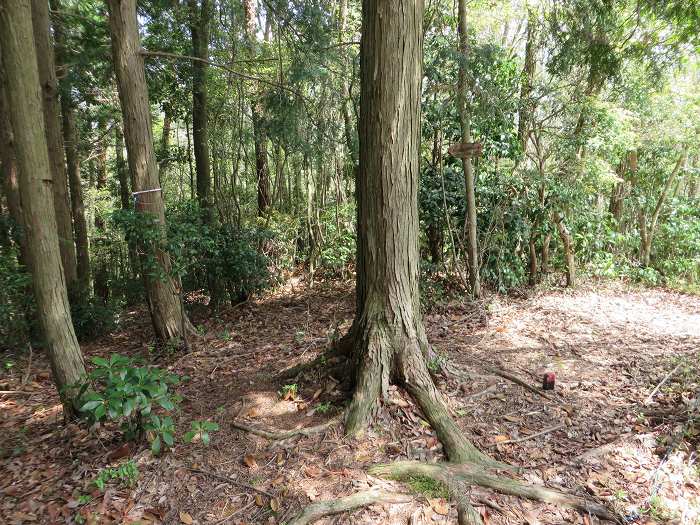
(179, 510), (194, 524)
(429, 498), (449, 516)
(242, 454), (258, 470)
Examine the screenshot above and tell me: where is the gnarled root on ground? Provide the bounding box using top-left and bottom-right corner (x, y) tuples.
(287, 488), (411, 525)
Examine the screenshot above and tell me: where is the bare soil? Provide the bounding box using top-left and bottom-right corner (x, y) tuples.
(2, 278), (699, 524)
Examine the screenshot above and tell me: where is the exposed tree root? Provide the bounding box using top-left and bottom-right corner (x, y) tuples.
(369, 461), (621, 523)
(231, 415), (342, 441)
(287, 488), (411, 525)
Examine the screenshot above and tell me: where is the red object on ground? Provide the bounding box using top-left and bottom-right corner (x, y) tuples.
(542, 372), (556, 390)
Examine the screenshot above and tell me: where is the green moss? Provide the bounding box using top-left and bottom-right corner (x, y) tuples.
(401, 474), (449, 499)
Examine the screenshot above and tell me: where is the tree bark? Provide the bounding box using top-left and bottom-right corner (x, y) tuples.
(639, 151), (686, 267)
(347, 0), (493, 467)
(517, 8), (536, 153)
(0, 0), (86, 416)
(456, 0), (480, 298)
(106, 0), (194, 343)
(31, 0), (78, 289)
(51, 0), (90, 294)
(553, 211), (575, 287)
(189, 0), (213, 223)
(0, 75), (28, 264)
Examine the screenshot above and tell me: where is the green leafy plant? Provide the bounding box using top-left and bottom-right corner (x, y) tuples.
(315, 401), (332, 414)
(93, 460), (139, 491)
(183, 420), (220, 446)
(279, 383), (298, 400)
(76, 354), (181, 454)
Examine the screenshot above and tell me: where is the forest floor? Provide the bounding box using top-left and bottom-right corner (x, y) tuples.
(2, 277), (700, 525)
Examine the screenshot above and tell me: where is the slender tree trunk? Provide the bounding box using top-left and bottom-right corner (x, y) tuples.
(115, 123), (138, 279)
(52, 0), (90, 293)
(517, 8), (536, 153)
(456, 0), (480, 298)
(242, 0), (270, 216)
(553, 211), (575, 287)
(0, 0), (86, 416)
(638, 151), (687, 267)
(346, 0), (492, 466)
(106, 0), (194, 343)
(0, 78), (28, 264)
(93, 117), (109, 303)
(31, 0), (78, 289)
(528, 232), (538, 286)
(61, 103), (91, 294)
(189, 0), (212, 223)
(541, 232), (551, 274)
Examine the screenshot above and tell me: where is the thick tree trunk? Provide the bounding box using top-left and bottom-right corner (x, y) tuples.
(456, 0), (480, 298)
(553, 211), (575, 287)
(347, 0), (492, 467)
(31, 0), (78, 289)
(0, 0), (86, 416)
(106, 0), (194, 343)
(115, 123), (138, 279)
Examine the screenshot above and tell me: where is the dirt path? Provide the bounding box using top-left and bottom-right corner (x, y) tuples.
(1, 280), (698, 524)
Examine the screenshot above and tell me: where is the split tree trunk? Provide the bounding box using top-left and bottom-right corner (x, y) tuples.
(0, 0), (86, 416)
(346, 0), (492, 467)
(456, 0), (480, 298)
(106, 0), (194, 343)
(31, 0), (78, 289)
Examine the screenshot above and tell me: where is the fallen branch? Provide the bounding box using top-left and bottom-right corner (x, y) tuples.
(370, 461), (621, 523)
(186, 467), (274, 498)
(486, 423), (565, 448)
(488, 368), (553, 401)
(644, 363), (681, 405)
(287, 488), (411, 525)
(231, 415), (342, 441)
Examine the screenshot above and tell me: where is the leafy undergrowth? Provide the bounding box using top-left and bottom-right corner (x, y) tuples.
(1, 277), (699, 524)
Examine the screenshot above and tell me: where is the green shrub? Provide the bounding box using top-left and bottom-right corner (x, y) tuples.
(93, 460), (139, 491)
(0, 245), (34, 348)
(76, 354), (181, 454)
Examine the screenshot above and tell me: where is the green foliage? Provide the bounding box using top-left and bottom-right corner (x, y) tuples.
(315, 402), (332, 414)
(183, 420), (220, 446)
(279, 384), (298, 399)
(76, 354), (181, 454)
(93, 460), (139, 491)
(0, 244), (33, 349)
(70, 298), (119, 342)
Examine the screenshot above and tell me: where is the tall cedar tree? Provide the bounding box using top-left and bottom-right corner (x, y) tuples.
(0, 0), (86, 417)
(31, 0), (78, 289)
(106, 0), (195, 342)
(345, 0), (494, 466)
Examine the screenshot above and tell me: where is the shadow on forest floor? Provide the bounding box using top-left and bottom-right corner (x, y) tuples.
(1, 278), (699, 524)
